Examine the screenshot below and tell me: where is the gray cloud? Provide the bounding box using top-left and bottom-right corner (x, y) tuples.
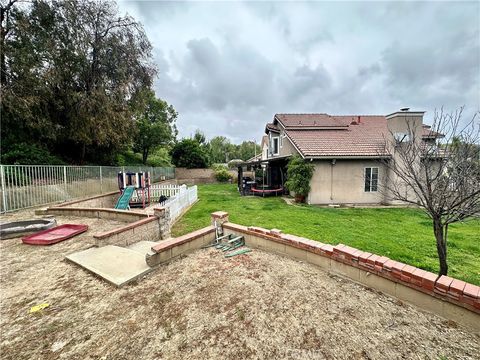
(118, 1), (480, 143)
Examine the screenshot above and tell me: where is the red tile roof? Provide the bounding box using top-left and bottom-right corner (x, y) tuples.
(275, 114), (347, 128)
(422, 125), (445, 139)
(273, 114), (390, 158)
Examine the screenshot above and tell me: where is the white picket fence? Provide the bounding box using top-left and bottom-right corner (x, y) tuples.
(162, 185), (198, 223)
(151, 184), (186, 199)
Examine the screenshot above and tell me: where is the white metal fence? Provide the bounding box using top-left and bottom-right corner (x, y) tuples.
(0, 164), (175, 213)
(163, 185), (198, 223)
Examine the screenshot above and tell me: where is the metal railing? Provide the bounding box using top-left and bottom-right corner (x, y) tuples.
(0, 165), (175, 213)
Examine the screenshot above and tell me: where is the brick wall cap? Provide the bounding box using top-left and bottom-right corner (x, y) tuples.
(211, 211), (229, 219)
(401, 264), (417, 274)
(93, 216), (157, 239)
(375, 256), (390, 265)
(449, 279), (467, 294)
(463, 283), (480, 299)
(151, 226), (215, 253)
(435, 275), (455, 291)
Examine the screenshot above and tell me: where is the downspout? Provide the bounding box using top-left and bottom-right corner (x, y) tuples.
(330, 159), (336, 202)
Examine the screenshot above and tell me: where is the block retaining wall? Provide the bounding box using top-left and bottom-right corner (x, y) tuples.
(54, 191), (119, 208)
(146, 226), (216, 267)
(43, 207), (148, 222)
(93, 216), (160, 247)
(146, 211), (478, 331)
(217, 218), (479, 332)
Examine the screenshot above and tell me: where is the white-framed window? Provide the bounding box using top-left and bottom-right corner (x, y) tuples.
(394, 132), (411, 144)
(272, 137), (279, 155)
(364, 167), (378, 192)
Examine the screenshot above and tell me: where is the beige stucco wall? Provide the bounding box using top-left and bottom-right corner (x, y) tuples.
(309, 159), (388, 205)
(279, 133), (297, 157)
(266, 129), (298, 159)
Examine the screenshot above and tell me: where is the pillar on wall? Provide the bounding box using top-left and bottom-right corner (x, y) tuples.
(154, 207), (171, 240)
(211, 211), (229, 226)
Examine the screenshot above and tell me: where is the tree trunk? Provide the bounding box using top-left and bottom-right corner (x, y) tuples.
(142, 148), (148, 165)
(80, 143), (86, 164)
(433, 217), (448, 276)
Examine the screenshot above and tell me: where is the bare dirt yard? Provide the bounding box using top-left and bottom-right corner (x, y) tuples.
(1, 210), (479, 359)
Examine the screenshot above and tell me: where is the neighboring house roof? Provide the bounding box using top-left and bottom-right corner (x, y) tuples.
(272, 114), (389, 158)
(422, 125), (445, 139)
(265, 123), (280, 133)
(261, 135), (268, 147)
(246, 153), (262, 162)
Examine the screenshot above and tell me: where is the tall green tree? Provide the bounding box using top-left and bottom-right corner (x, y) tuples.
(133, 90), (178, 164)
(170, 139), (209, 168)
(208, 136), (231, 163)
(1, 0), (156, 164)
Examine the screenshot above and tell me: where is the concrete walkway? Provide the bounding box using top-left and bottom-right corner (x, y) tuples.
(66, 241), (160, 287)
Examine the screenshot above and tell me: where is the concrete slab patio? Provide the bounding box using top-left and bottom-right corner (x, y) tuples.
(66, 245), (155, 287)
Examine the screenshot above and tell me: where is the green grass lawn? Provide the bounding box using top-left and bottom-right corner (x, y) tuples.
(172, 184), (480, 285)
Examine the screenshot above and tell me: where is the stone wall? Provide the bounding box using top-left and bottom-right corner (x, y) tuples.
(175, 168), (237, 185)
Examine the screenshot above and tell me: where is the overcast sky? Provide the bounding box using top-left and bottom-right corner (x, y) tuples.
(118, 1), (480, 144)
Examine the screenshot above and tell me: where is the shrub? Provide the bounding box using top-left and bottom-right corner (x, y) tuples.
(115, 151), (143, 166)
(214, 165), (233, 182)
(285, 155), (315, 202)
(147, 148), (172, 167)
(1, 143), (64, 165)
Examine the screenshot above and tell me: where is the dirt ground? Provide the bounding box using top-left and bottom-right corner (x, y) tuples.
(1, 210), (479, 360)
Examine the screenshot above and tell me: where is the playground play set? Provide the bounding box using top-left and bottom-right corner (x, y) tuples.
(115, 171), (151, 210)
(0, 170), (157, 246)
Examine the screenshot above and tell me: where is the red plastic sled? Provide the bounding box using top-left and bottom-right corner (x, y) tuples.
(22, 224), (88, 245)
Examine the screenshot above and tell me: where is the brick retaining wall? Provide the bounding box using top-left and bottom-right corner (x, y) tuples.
(93, 216), (160, 247)
(218, 211), (479, 331)
(146, 226), (216, 266)
(54, 191), (119, 208)
(44, 207), (148, 222)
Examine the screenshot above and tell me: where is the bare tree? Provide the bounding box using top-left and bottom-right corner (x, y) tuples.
(379, 107), (480, 276)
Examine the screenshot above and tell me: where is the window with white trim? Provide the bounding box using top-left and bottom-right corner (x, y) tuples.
(364, 167), (378, 192)
(272, 137), (279, 155)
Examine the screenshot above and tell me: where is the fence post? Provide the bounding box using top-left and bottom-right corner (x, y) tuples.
(99, 166), (103, 194)
(63, 166), (67, 201)
(1, 165), (7, 213)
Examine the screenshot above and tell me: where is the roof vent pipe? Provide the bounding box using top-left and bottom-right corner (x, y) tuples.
(357, 116), (361, 124)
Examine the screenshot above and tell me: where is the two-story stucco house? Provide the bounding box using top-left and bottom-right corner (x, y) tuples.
(242, 109), (443, 205)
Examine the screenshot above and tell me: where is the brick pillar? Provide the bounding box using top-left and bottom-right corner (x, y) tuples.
(154, 207), (171, 240)
(211, 211), (229, 226)
(211, 211), (229, 238)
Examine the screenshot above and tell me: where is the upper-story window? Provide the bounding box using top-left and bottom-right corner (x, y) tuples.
(364, 167), (378, 192)
(272, 137), (279, 155)
(394, 132), (411, 144)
